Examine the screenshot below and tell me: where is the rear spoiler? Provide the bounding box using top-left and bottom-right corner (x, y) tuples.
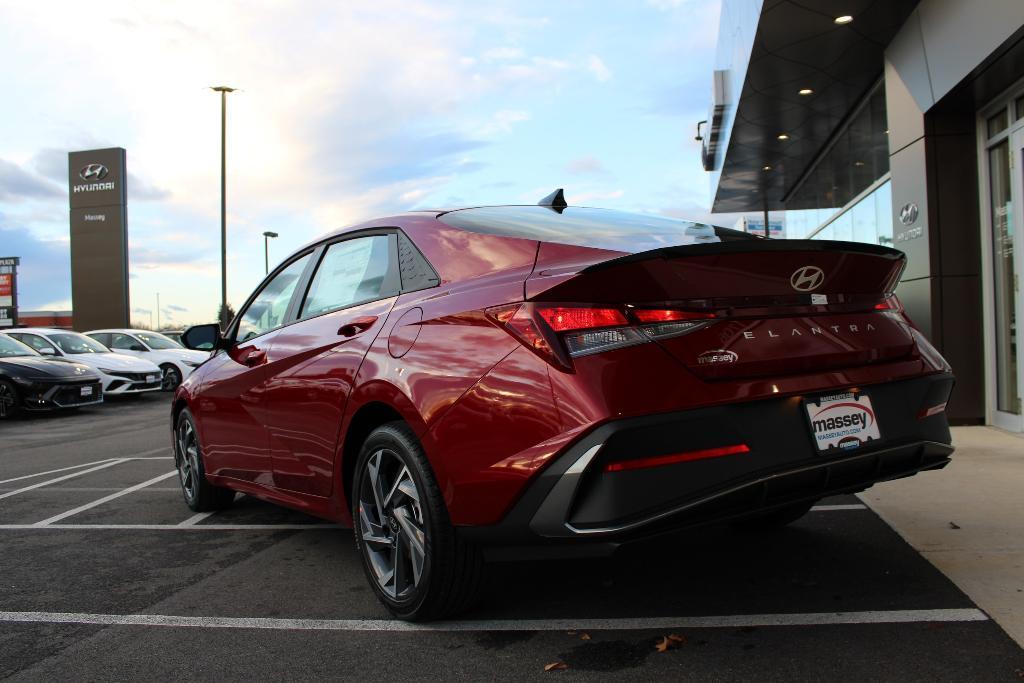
(582, 239), (904, 274)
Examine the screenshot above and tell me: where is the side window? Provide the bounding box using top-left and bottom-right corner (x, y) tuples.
(11, 333), (58, 354)
(109, 333), (142, 351)
(301, 235), (395, 317)
(236, 253), (312, 343)
(88, 333), (111, 347)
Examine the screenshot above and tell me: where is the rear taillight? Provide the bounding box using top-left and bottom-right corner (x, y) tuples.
(632, 309), (716, 323)
(486, 303), (715, 368)
(537, 307), (628, 331)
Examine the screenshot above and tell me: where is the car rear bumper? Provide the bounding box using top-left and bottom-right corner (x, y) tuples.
(460, 372), (954, 556)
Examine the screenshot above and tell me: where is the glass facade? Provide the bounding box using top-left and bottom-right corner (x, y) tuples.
(778, 81), (893, 247)
(806, 181), (893, 246)
(988, 139), (1019, 414)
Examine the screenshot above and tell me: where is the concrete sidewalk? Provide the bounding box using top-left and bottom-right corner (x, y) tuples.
(861, 426), (1024, 647)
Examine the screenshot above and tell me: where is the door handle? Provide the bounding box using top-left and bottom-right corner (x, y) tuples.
(338, 315), (378, 338)
(243, 348), (267, 367)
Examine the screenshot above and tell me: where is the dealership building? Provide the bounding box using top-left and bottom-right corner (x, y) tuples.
(703, 0), (1024, 430)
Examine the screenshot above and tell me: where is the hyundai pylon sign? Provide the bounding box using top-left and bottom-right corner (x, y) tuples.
(0, 257), (18, 328)
(68, 148), (129, 330)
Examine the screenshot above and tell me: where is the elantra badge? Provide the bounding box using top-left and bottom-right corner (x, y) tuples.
(697, 349), (738, 365)
(79, 163), (109, 181)
(790, 266), (824, 292)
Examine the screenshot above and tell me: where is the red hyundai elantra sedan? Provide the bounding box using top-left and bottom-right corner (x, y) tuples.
(174, 192), (954, 620)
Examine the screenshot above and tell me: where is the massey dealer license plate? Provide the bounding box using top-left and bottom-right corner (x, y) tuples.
(147, 374), (158, 383)
(804, 391), (881, 452)
(80, 386), (93, 396)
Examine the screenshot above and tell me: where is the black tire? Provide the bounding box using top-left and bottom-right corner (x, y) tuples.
(174, 408), (235, 512)
(0, 379), (20, 420)
(352, 421), (484, 621)
(732, 499), (818, 532)
(161, 364), (183, 392)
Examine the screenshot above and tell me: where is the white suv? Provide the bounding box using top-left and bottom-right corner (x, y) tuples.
(3, 328), (163, 395)
(85, 329), (210, 391)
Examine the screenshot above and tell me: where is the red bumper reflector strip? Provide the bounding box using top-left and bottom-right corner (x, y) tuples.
(918, 403), (947, 419)
(604, 444), (750, 473)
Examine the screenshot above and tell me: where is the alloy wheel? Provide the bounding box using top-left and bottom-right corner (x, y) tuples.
(358, 449), (427, 600)
(0, 382), (15, 419)
(162, 366), (182, 391)
(176, 419), (201, 503)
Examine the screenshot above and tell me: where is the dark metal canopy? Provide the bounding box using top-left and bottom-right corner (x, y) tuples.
(709, 0), (918, 213)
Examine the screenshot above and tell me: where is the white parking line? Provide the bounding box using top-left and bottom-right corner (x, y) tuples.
(0, 460), (128, 501)
(0, 459), (118, 485)
(810, 504), (867, 511)
(0, 524), (339, 531)
(0, 608), (988, 632)
(33, 471), (179, 526)
(177, 512), (215, 527)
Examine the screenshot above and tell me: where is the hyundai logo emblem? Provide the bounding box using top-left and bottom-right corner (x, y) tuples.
(790, 266), (825, 292)
(899, 202), (919, 226)
(79, 163), (109, 182)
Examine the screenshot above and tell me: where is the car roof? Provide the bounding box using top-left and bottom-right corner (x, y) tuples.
(86, 329), (155, 334)
(3, 327), (76, 335)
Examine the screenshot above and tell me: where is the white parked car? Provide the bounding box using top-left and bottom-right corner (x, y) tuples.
(2, 328), (163, 396)
(85, 329), (210, 391)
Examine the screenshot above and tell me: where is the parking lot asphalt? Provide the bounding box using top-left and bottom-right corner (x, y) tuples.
(1, 395), (1022, 680)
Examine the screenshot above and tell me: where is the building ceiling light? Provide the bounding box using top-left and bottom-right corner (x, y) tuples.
(854, 161), (865, 167)
(798, 88), (814, 96)
(777, 133), (789, 140)
(834, 15), (853, 25)
(762, 165), (772, 171)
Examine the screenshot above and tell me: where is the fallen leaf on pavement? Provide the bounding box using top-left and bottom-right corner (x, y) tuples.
(655, 634), (687, 652)
(544, 662), (569, 672)
(580, 632), (591, 640)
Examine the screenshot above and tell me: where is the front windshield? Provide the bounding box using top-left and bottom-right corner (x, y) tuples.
(0, 335), (40, 358)
(136, 332), (183, 350)
(49, 332), (110, 355)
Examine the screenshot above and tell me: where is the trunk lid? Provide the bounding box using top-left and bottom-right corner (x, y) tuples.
(527, 240), (916, 379)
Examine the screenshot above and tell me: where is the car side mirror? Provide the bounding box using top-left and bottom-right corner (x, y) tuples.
(181, 323), (224, 351)
(38, 347), (57, 356)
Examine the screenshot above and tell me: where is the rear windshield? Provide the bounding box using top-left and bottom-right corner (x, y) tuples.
(438, 206), (755, 253)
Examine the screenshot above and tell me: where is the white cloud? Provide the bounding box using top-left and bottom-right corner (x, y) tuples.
(478, 110), (531, 138)
(566, 155), (608, 175)
(482, 46), (524, 61)
(587, 55), (612, 82)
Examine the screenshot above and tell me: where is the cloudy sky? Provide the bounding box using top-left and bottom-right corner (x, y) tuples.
(0, 0), (731, 327)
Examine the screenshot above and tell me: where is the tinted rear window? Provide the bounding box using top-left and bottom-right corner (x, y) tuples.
(438, 206), (754, 253)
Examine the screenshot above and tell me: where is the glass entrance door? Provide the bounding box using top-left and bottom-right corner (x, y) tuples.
(991, 128), (1024, 430)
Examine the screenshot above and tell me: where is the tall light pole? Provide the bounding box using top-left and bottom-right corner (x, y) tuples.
(262, 231), (279, 274)
(156, 292), (161, 330)
(211, 86), (237, 329)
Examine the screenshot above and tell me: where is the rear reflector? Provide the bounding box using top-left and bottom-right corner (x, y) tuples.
(537, 306), (628, 332)
(633, 309), (716, 323)
(604, 444), (750, 473)
(918, 402), (947, 419)
(874, 296), (901, 312)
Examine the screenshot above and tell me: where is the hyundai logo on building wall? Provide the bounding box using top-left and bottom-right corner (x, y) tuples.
(790, 266), (825, 292)
(899, 202), (919, 226)
(79, 164), (109, 181)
